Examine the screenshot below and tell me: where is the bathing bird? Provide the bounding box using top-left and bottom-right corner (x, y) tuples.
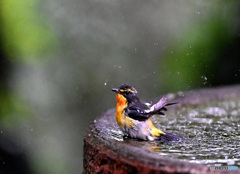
(112, 84), (182, 142)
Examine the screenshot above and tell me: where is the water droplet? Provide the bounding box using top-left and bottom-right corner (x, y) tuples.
(201, 76), (207, 80)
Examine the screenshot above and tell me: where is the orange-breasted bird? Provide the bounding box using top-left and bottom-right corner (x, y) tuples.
(112, 84), (182, 142)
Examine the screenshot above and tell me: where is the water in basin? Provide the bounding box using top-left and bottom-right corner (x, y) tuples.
(107, 97), (240, 166)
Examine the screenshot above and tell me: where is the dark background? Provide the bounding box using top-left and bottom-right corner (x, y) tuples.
(0, 1), (240, 174)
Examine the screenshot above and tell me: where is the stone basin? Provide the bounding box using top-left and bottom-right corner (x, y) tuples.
(83, 85), (240, 173)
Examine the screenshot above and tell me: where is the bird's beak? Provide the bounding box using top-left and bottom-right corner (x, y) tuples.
(112, 88), (120, 93)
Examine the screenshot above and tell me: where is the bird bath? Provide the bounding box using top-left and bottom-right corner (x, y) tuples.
(83, 85), (240, 173)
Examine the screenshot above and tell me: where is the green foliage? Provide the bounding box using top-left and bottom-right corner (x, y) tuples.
(0, 0), (57, 63)
(0, 87), (32, 127)
(158, 15), (235, 93)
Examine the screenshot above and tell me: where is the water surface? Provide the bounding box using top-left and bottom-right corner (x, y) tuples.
(106, 97), (240, 166)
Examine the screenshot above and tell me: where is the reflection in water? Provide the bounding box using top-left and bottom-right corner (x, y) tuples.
(106, 98), (240, 166)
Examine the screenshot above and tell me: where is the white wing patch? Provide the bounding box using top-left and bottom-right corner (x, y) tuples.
(145, 105), (155, 113)
(144, 97), (167, 113)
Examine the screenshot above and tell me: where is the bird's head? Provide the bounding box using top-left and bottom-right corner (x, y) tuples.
(112, 84), (139, 103)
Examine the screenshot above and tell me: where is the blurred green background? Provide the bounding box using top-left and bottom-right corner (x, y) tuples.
(0, 0), (240, 173)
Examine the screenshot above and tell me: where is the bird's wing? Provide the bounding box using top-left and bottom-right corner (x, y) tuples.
(125, 97), (179, 121)
(125, 102), (151, 121)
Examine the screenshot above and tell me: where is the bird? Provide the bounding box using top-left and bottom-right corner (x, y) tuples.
(112, 84), (183, 142)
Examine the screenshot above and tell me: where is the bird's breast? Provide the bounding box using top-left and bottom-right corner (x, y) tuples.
(115, 94), (128, 127)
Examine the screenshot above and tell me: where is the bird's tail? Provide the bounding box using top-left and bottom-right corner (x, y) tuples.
(158, 132), (184, 143)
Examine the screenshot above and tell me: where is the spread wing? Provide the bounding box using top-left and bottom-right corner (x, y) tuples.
(125, 97), (178, 121)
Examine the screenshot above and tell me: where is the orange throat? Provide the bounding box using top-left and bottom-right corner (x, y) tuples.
(116, 93), (127, 106)
(115, 94), (127, 126)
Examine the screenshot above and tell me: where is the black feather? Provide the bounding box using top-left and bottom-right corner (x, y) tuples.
(161, 107), (167, 111)
(157, 112), (165, 115)
(159, 132), (184, 142)
(165, 102), (179, 106)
